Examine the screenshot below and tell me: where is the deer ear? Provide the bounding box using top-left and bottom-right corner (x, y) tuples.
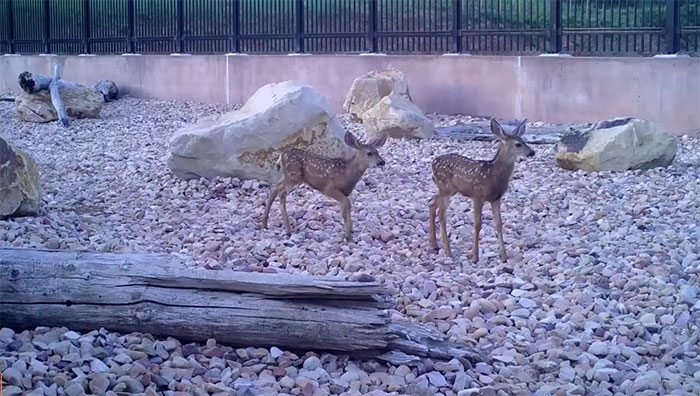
(514, 118), (528, 136)
(344, 132), (360, 149)
(490, 119), (507, 140)
(371, 133), (388, 148)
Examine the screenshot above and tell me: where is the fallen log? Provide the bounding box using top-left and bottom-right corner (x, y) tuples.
(19, 65), (79, 127)
(0, 248), (486, 365)
(435, 119), (591, 144)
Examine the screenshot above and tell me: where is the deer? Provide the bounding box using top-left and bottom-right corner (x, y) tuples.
(262, 131), (387, 242)
(428, 118), (535, 262)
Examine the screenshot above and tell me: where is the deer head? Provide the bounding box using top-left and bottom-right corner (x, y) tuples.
(344, 131), (387, 169)
(491, 119), (535, 159)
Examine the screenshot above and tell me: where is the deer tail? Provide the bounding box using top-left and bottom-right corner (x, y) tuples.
(275, 153), (283, 172)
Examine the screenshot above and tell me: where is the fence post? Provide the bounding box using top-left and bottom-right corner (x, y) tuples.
(296, 0), (304, 53)
(232, 0), (240, 53)
(665, 0), (681, 54)
(83, 0), (90, 54)
(368, 0), (378, 52)
(176, 0), (184, 53)
(8, 0), (14, 53)
(548, 0), (562, 53)
(43, 0), (50, 53)
(452, 0), (461, 53)
(127, 0), (135, 53)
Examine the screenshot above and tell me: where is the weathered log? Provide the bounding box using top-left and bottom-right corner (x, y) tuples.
(18, 66), (81, 127)
(49, 65), (70, 127)
(435, 119), (591, 144)
(0, 97), (15, 102)
(0, 248), (486, 365)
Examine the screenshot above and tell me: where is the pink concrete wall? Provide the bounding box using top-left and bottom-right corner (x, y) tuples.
(1, 54), (698, 135)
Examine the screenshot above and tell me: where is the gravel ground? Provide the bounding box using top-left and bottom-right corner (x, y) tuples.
(1, 96), (699, 396)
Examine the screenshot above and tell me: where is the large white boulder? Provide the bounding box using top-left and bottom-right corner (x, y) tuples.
(555, 117), (678, 172)
(167, 81), (354, 182)
(15, 86), (103, 123)
(361, 94), (434, 140)
(343, 68), (412, 121)
(344, 68), (433, 140)
(0, 137), (41, 219)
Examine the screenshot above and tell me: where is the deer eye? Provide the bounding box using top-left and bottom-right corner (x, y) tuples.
(367, 152), (373, 157)
(515, 143), (523, 147)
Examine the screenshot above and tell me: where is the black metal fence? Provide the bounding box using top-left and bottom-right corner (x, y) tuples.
(0, 0), (698, 56)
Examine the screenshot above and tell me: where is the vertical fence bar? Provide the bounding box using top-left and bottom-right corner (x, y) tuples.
(8, 0), (14, 53)
(83, 0), (90, 53)
(232, 0), (240, 52)
(549, 0), (562, 53)
(665, 0), (680, 53)
(297, 0), (305, 52)
(452, 0), (461, 53)
(176, 0), (184, 52)
(127, 0), (135, 53)
(43, 0), (50, 53)
(368, 0), (377, 52)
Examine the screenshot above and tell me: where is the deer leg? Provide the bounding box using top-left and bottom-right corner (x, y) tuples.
(428, 194), (440, 250)
(492, 199), (507, 262)
(327, 190), (353, 242)
(278, 186), (293, 236)
(261, 182), (282, 229)
(472, 199), (484, 263)
(437, 195), (452, 258)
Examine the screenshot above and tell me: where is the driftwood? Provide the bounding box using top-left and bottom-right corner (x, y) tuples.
(18, 65), (79, 127)
(435, 119), (591, 144)
(0, 248), (486, 365)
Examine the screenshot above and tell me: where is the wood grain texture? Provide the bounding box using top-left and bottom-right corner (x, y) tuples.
(0, 248), (486, 363)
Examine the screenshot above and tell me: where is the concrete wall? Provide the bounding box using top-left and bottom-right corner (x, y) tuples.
(2, 54), (698, 135)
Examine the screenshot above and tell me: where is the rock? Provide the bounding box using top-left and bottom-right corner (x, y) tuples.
(2, 367), (23, 386)
(15, 86), (103, 123)
(640, 313), (657, 327)
(270, 346), (284, 358)
(0, 137), (41, 219)
(167, 80), (353, 182)
(3, 386), (23, 396)
(64, 383), (85, 396)
(91, 80), (119, 102)
(559, 366), (576, 382)
(0, 328), (15, 343)
(90, 358), (110, 373)
(89, 373), (111, 395)
(680, 285), (698, 305)
(555, 117), (677, 172)
(303, 356), (322, 371)
(426, 371), (448, 387)
(343, 68), (412, 121)
(588, 341), (608, 356)
(361, 93), (434, 140)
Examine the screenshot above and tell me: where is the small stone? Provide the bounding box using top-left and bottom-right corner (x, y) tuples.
(303, 356), (321, 371)
(680, 285), (698, 305)
(90, 359), (110, 373)
(64, 331), (81, 340)
(0, 328), (15, 343)
(559, 366), (576, 382)
(64, 383), (85, 396)
(3, 386), (23, 396)
(89, 374), (111, 395)
(278, 376), (295, 389)
(588, 341), (608, 356)
(2, 367), (23, 386)
(426, 371), (448, 387)
(270, 346), (284, 358)
(640, 313), (656, 326)
(112, 353), (132, 364)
